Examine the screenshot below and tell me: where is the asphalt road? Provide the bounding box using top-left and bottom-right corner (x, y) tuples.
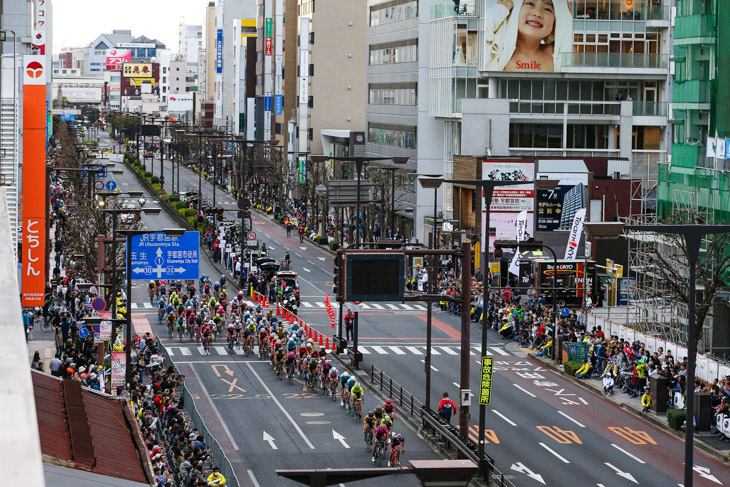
(108, 139), (730, 487)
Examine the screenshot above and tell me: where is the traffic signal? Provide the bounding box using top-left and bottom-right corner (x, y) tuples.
(333, 252), (345, 300)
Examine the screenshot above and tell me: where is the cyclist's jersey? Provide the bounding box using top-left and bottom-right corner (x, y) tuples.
(381, 417), (393, 430)
(328, 369), (339, 379)
(158, 300), (166, 309)
(286, 352), (297, 364)
(202, 326), (212, 337)
(384, 403), (396, 416)
(339, 374), (350, 386)
(346, 378), (357, 390)
(375, 425), (389, 441)
(391, 435), (405, 448)
(275, 350), (285, 361)
(308, 360), (318, 372)
(227, 325), (235, 334)
(351, 383), (364, 398)
(373, 407), (384, 420)
(364, 415), (376, 427)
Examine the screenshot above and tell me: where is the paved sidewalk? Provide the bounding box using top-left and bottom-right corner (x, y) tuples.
(527, 351), (730, 464)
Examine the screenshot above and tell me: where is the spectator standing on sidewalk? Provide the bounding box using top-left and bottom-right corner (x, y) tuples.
(344, 309), (354, 341)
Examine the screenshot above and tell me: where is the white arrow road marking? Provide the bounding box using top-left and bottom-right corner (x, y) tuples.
(333, 430), (350, 448)
(300, 246), (307, 251)
(693, 465), (722, 484)
(510, 463), (545, 485)
(302, 267), (311, 273)
(318, 257), (326, 261)
(605, 463), (638, 484)
(263, 431), (277, 450)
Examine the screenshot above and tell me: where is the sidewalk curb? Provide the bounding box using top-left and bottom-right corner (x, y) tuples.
(527, 354), (730, 466)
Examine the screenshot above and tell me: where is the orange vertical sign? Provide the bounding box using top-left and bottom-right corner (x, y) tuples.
(22, 55), (47, 307)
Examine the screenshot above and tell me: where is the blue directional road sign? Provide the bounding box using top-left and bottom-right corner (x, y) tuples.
(105, 180), (118, 191)
(129, 231), (200, 280)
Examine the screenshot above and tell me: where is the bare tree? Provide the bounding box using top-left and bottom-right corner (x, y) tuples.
(641, 209), (730, 353)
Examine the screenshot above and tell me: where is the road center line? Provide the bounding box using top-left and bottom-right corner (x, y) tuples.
(513, 383), (537, 397)
(492, 410), (517, 426)
(189, 365), (240, 450)
(420, 359), (438, 372)
(557, 410), (586, 428)
(611, 444), (645, 464)
(539, 442), (570, 464)
(245, 362), (316, 450)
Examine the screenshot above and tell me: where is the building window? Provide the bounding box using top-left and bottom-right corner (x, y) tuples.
(370, 0), (418, 27)
(509, 124), (563, 148)
(368, 123), (417, 149)
(368, 84), (417, 105)
(369, 40), (418, 65)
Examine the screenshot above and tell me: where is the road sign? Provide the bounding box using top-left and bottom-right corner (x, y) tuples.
(129, 231), (200, 279)
(479, 356), (494, 406)
(91, 296), (106, 311)
(247, 231), (257, 241)
(105, 180), (118, 191)
(79, 326), (89, 339)
(100, 320), (111, 341)
(247, 240), (258, 247)
(94, 180), (104, 190)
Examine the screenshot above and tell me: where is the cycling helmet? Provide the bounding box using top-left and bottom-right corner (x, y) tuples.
(368, 411), (374, 416)
(386, 399), (392, 404)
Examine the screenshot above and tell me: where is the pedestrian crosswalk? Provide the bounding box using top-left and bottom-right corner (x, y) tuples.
(161, 342), (511, 358)
(132, 301), (428, 311)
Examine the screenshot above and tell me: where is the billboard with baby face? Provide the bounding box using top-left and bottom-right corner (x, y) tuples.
(482, 0), (574, 72)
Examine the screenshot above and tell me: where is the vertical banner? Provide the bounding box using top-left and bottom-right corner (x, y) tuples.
(110, 352), (126, 388)
(264, 0), (273, 140)
(22, 55), (47, 307)
(298, 18), (310, 183)
(564, 208), (587, 260)
(274, 0), (284, 115)
(508, 210), (528, 275)
(214, 28), (223, 124)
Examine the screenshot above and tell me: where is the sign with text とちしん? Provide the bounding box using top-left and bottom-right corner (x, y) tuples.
(129, 231), (200, 279)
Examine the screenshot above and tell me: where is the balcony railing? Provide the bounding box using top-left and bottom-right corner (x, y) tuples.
(573, 5), (670, 21)
(560, 53), (668, 70)
(632, 102), (668, 117)
(431, 2), (476, 20)
(673, 79), (711, 104)
(674, 14), (716, 39)
(509, 100), (667, 118)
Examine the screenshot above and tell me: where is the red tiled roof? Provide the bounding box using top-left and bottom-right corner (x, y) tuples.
(31, 371), (149, 484)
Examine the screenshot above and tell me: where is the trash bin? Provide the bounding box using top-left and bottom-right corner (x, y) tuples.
(649, 375), (668, 413)
(694, 393), (713, 431)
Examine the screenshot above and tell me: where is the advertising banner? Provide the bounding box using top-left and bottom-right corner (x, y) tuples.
(100, 320), (112, 341)
(110, 352), (126, 387)
(563, 208), (586, 260)
(482, 0), (574, 72)
(241, 19), (257, 40)
(32, 29), (46, 55)
(122, 63), (153, 78)
(106, 49), (131, 71)
(536, 172), (589, 231)
(509, 210), (528, 275)
(216, 29), (223, 74)
(482, 160), (534, 252)
(168, 94), (194, 112)
(22, 55), (47, 307)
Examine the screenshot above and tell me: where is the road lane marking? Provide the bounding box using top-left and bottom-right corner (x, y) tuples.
(214, 346), (228, 355)
(407, 347), (422, 355)
(492, 410), (517, 426)
(302, 302), (313, 307)
(371, 304), (385, 309)
(389, 346), (405, 355)
(316, 302), (325, 308)
(539, 442), (570, 464)
(557, 411), (585, 428)
(358, 347), (370, 354)
(371, 346), (388, 354)
(413, 304), (426, 310)
(400, 304), (413, 310)
(611, 444), (645, 464)
(247, 470), (261, 487)
(179, 348), (192, 356)
(607, 427), (657, 445)
(318, 256), (326, 261)
(452, 382), (460, 387)
(537, 426), (582, 444)
(386, 304), (399, 310)
(604, 463), (638, 484)
(245, 362), (316, 449)
(263, 431), (278, 450)
(295, 253), (302, 257)
(513, 384), (536, 397)
(440, 346), (459, 355)
(190, 365), (240, 450)
(487, 346), (509, 356)
(420, 359), (438, 372)
(302, 268), (311, 272)
(361, 303), (371, 309)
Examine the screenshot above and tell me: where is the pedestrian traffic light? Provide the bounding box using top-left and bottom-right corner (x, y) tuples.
(333, 252), (345, 300)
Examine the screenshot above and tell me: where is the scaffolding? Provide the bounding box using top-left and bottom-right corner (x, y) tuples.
(620, 179), (716, 351)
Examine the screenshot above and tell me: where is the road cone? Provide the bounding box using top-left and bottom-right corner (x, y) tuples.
(319, 334), (324, 346)
(325, 337), (330, 349)
(276, 302), (280, 315)
(331, 339), (337, 352)
(308, 327), (312, 339)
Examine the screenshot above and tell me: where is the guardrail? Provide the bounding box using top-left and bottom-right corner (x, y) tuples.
(157, 342), (241, 487)
(366, 364), (516, 486)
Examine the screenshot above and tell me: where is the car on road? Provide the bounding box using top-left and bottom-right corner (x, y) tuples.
(120, 202), (138, 224)
(275, 271), (300, 306)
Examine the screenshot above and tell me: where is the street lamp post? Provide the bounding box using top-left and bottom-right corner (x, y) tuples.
(584, 222), (730, 487)
(445, 177), (533, 475)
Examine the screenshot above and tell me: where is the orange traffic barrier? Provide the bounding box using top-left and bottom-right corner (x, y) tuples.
(331, 340), (337, 352)
(319, 334), (324, 346)
(276, 303), (280, 315)
(325, 337), (330, 349)
(308, 327), (312, 339)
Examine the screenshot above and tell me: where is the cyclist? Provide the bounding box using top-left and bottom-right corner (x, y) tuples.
(380, 414), (393, 433)
(373, 405), (384, 422)
(383, 398), (397, 422)
(220, 274), (227, 289)
(226, 322), (237, 349)
(372, 422), (390, 462)
(350, 380), (364, 414)
(285, 349), (298, 376)
(389, 432), (406, 467)
(345, 376), (357, 409)
(339, 371), (351, 406)
(363, 410), (377, 436)
(274, 347), (286, 371)
(328, 367), (340, 395)
(148, 280), (156, 302)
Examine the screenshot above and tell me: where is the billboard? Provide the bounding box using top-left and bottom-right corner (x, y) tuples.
(168, 94), (194, 112)
(536, 172), (589, 231)
(482, 160), (534, 252)
(482, 0), (574, 72)
(105, 49), (131, 71)
(241, 19), (257, 40)
(216, 29), (223, 74)
(22, 55), (47, 307)
(122, 63), (153, 78)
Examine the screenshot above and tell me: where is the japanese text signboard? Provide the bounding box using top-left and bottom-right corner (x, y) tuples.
(479, 356), (494, 406)
(129, 231), (200, 280)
